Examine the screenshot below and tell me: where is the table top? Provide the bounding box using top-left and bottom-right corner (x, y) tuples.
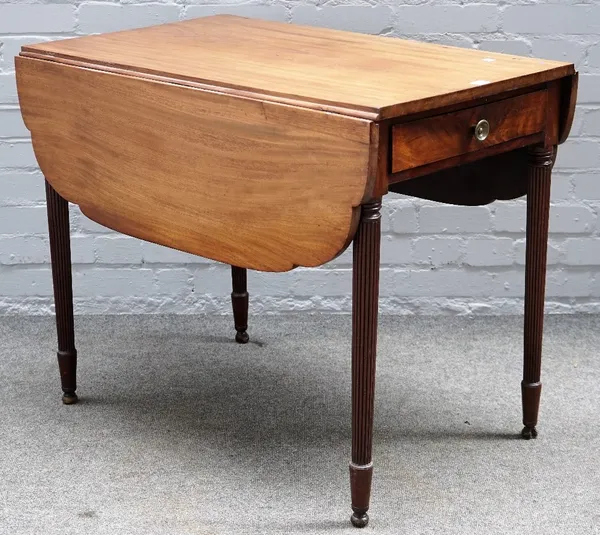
(17, 16), (577, 272)
(22, 15), (574, 120)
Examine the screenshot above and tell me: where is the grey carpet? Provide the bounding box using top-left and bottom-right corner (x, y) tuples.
(0, 314), (599, 535)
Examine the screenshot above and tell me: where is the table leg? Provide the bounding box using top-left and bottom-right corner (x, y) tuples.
(350, 199), (381, 528)
(45, 180), (78, 405)
(522, 146), (554, 439)
(231, 266), (249, 344)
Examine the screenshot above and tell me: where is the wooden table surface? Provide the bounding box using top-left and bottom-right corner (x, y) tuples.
(21, 15), (573, 120)
(16, 16), (577, 272)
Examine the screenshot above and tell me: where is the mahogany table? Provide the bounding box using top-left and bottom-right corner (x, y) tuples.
(16, 16), (578, 528)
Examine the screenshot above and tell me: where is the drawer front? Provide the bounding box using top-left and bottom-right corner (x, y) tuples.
(391, 90), (547, 174)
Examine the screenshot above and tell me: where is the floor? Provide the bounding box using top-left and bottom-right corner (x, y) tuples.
(0, 314), (599, 535)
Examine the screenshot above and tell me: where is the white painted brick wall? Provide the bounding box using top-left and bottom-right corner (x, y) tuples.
(1, 0), (599, 316)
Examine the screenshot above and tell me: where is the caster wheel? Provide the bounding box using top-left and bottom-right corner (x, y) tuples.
(521, 426), (538, 440)
(351, 512), (369, 528)
(62, 392), (78, 405)
(235, 331), (249, 344)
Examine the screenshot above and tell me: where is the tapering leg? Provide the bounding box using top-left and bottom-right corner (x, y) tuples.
(349, 199), (381, 528)
(231, 266), (249, 344)
(45, 180), (78, 405)
(522, 146), (554, 439)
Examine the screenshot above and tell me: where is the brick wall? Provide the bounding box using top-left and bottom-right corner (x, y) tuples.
(1, 1), (599, 315)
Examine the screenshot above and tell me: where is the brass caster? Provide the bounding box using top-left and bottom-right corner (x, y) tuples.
(62, 392), (78, 405)
(235, 331), (249, 344)
(351, 512), (369, 528)
(521, 426), (538, 440)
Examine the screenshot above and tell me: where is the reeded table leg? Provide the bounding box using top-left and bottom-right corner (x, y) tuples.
(231, 266), (249, 344)
(45, 180), (78, 405)
(522, 146), (554, 439)
(350, 199), (381, 528)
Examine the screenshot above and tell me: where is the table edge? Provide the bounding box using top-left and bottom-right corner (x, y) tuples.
(19, 49), (575, 122)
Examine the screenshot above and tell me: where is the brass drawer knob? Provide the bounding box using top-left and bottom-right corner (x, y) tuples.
(474, 119), (490, 141)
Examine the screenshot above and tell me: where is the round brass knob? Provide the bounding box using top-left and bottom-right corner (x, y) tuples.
(474, 119), (490, 142)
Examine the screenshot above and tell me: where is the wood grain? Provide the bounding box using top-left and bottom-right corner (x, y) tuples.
(389, 134), (544, 184)
(21, 15), (575, 121)
(545, 81), (561, 148)
(16, 56), (373, 272)
(368, 122), (389, 197)
(391, 90), (547, 173)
